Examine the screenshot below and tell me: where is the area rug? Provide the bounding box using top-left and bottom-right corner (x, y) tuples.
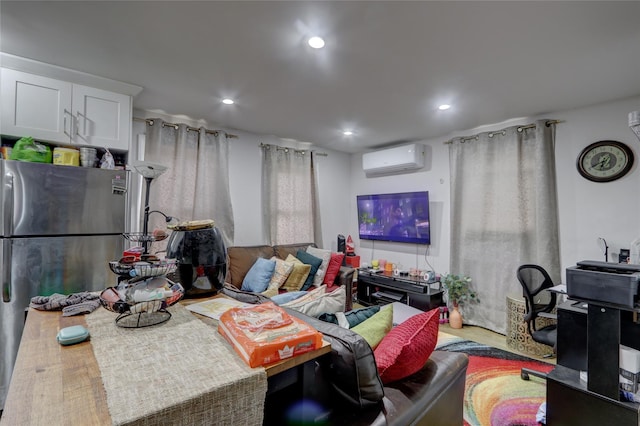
(436, 331), (554, 426)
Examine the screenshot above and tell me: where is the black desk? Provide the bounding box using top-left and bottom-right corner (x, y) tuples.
(556, 300), (588, 371)
(548, 299), (640, 424)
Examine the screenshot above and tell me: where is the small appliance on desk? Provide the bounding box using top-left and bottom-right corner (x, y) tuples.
(165, 220), (227, 298)
(566, 260), (640, 308)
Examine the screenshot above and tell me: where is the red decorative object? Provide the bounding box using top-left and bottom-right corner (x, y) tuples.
(374, 307), (440, 384)
(345, 255), (361, 268)
(346, 235), (355, 255)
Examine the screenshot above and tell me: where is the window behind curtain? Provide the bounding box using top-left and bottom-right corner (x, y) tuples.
(261, 145), (314, 245)
(449, 120), (560, 334)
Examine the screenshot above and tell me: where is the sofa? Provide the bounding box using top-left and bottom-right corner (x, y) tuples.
(224, 242), (356, 311)
(222, 244), (469, 426)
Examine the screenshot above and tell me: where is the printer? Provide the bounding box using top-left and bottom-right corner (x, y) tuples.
(566, 260), (640, 309)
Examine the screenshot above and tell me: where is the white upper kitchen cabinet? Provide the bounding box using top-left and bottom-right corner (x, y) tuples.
(71, 84), (130, 150)
(1, 68), (132, 151)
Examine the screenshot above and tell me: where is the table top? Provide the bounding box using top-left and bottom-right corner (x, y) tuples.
(0, 294), (330, 425)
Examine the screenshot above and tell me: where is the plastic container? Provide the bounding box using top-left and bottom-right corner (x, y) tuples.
(56, 325), (90, 346)
(52, 147), (79, 166)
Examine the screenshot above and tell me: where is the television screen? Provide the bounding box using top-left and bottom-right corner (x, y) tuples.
(357, 191), (430, 245)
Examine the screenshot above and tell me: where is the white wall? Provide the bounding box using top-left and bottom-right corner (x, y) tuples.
(347, 95), (640, 282)
(348, 142), (452, 277)
(132, 95), (640, 280)
(131, 110), (352, 249)
(554, 96), (640, 277)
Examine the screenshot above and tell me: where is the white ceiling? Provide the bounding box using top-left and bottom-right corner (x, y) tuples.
(2, 1), (640, 153)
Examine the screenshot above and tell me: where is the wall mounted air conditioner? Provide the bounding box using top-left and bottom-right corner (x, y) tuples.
(362, 143), (425, 175)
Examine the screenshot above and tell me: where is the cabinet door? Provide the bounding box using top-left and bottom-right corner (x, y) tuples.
(1, 68), (72, 143)
(71, 84), (131, 150)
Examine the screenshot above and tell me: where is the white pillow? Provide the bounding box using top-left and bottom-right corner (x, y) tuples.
(282, 285), (346, 317)
(261, 257), (294, 298)
(306, 246), (332, 287)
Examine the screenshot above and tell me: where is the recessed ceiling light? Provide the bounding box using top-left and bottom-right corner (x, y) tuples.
(438, 104), (451, 111)
(308, 36), (325, 49)
(343, 130), (353, 136)
(222, 98), (234, 105)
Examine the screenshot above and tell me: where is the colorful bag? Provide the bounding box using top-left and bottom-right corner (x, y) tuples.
(9, 137), (52, 163)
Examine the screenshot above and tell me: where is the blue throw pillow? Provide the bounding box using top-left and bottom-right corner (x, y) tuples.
(271, 291), (308, 305)
(241, 258), (276, 293)
(296, 250), (323, 291)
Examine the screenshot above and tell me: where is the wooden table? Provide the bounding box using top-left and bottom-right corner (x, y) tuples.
(0, 295), (330, 425)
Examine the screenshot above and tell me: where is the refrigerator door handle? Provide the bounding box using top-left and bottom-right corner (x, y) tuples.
(3, 171), (13, 236)
(1, 239), (11, 302)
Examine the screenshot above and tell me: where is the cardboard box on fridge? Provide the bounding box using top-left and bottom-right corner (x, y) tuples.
(218, 302), (323, 368)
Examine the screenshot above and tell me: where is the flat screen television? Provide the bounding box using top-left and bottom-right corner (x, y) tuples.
(357, 191), (431, 245)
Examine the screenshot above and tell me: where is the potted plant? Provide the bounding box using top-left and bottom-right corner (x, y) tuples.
(441, 273), (478, 329)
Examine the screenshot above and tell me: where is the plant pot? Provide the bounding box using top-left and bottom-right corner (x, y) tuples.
(449, 305), (463, 329)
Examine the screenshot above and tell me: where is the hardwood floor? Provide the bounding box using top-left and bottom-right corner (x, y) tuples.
(439, 322), (556, 364)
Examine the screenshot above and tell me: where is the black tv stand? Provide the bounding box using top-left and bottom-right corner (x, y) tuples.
(356, 269), (443, 311)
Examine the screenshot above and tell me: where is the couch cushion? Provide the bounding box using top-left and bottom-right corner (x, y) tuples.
(296, 249), (323, 291)
(261, 257), (294, 298)
(282, 285), (346, 318)
(373, 307), (440, 384)
(271, 291), (307, 305)
(241, 257), (276, 293)
(274, 243), (315, 260)
(325, 350), (469, 425)
(282, 254), (311, 292)
(351, 305), (394, 349)
(283, 308), (385, 409)
(319, 305), (380, 328)
(226, 245), (275, 288)
(306, 246), (332, 286)
(323, 252), (346, 286)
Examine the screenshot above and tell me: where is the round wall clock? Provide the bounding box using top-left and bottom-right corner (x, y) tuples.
(576, 140), (634, 182)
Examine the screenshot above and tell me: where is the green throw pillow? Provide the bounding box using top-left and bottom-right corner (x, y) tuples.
(351, 305), (393, 349)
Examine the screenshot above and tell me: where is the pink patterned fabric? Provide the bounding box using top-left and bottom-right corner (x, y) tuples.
(373, 307), (440, 384)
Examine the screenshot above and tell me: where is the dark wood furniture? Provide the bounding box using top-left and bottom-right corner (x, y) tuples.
(356, 269), (443, 311)
(0, 295), (330, 425)
(548, 299), (640, 424)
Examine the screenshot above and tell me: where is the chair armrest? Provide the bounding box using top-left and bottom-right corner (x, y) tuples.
(336, 266), (355, 311)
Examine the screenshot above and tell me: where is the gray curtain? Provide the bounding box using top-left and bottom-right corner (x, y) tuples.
(144, 119), (234, 249)
(449, 120), (560, 334)
(261, 144), (315, 245)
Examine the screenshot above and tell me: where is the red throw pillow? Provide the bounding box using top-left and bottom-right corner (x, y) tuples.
(323, 252), (345, 286)
(373, 307), (440, 384)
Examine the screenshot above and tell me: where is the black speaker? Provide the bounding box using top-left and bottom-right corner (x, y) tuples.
(337, 234), (346, 253)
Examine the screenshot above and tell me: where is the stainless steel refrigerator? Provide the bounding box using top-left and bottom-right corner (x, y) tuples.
(0, 160), (128, 409)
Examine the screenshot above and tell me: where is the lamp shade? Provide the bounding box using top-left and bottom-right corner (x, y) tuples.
(129, 161), (168, 179)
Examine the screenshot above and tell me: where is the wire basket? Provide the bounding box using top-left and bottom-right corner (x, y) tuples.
(99, 281), (185, 328)
(132, 261), (177, 278)
(109, 260), (134, 276)
(122, 232), (168, 243)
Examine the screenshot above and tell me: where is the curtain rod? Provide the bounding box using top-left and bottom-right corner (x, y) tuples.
(443, 119), (564, 145)
(133, 117), (238, 139)
(259, 142), (328, 157)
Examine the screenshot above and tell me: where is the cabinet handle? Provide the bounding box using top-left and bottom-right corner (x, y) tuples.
(63, 109), (72, 138)
(76, 111), (88, 140)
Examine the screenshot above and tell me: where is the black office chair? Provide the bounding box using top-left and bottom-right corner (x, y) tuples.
(516, 264), (558, 380)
